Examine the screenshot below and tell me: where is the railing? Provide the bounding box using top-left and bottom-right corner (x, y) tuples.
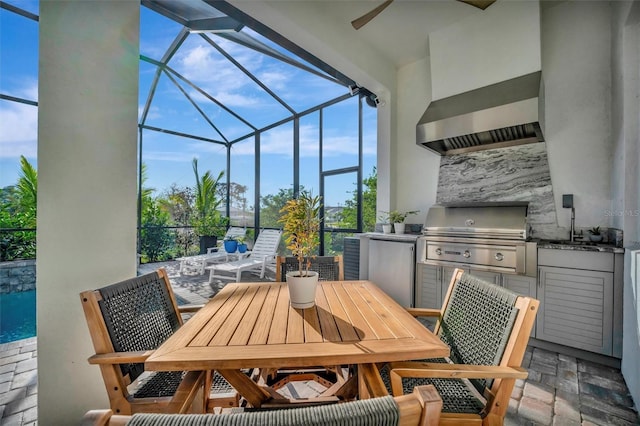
(1, 226), (357, 264)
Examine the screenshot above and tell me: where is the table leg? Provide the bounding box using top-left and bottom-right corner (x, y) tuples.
(217, 369), (272, 408)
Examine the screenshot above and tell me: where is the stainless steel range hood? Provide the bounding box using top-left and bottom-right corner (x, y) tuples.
(417, 71), (544, 156)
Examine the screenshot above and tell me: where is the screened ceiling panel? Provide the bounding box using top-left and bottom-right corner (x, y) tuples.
(140, 7), (184, 60)
(143, 71), (226, 142)
(140, 1), (358, 148)
(219, 30), (347, 112)
(166, 34), (294, 131)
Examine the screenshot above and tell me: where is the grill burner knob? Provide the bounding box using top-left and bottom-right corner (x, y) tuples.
(435, 248), (442, 255)
(463, 250), (471, 258)
(495, 253), (504, 261)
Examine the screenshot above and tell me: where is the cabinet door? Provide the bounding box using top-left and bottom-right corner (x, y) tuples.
(415, 264), (441, 309)
(537, 266), (613, 355)
(502, 274), (536, 298)
(468, 268), (501, 285)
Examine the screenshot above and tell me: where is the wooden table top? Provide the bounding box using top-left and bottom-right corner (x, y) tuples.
(145, 281), (449, 372)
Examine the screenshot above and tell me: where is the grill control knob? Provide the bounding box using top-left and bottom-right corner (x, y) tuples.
(495, 253), (504, 261)
(463, 250), (471, 258)
(465, 219), (475, 226)
(435, 248), (442, 255)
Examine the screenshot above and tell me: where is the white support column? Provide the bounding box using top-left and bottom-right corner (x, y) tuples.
(37, 1), (139, 420)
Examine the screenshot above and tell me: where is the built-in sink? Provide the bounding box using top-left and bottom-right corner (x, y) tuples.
(544, 240), (596, 246)
(540, 240), (601, 251)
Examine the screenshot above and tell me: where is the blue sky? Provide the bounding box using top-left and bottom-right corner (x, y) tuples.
(1, 1), (377, 207)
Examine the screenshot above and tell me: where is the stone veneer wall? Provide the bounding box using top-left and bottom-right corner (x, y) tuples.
(436, 143), (558, 240)
(0, 260), (36, 294)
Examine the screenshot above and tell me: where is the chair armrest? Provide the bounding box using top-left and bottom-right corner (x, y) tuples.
(405, 308), (440, 318)
(178, 304), (204, 313)
(80, 410), (131, 426)
(390, 361), (528, 379)
(396, 385), (443, 426)
(388, 361), (527, 396)
(88, 350), (154, 365)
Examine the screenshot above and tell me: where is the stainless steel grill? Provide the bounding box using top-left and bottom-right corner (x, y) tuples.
(418, 203), (537, 277)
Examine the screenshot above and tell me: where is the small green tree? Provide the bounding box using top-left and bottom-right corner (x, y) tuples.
(278, 191), (322, 277)
(260, 187), (298, 228)
(337, 167), (377, 232)
(139, 163), (174, 262)
(0, 156), (37, 261)
(191, 158), (226, 238)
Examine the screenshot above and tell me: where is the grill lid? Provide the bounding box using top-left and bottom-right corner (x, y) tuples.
(423, 203), (529, 240)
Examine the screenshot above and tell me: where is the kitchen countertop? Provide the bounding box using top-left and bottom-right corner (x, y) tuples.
(536, 239), (624, 254)
(358, 232), (420, 242)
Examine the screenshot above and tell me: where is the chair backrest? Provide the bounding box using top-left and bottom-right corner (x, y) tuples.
(275, 255), (344, 282)
(82, 384), (442, 426)
(249, 229), (282, 259)
(80, 269), (182, 401)
(435, 268), (533, 394)
(224, 227), (246, 240)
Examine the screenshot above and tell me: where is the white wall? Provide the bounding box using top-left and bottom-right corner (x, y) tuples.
(37, 1), (139, 421)
(612, 0), (640, 410)
(541, 1), (613, 232)
(395, 58), (440, 224)
(429, 0), (541, 100)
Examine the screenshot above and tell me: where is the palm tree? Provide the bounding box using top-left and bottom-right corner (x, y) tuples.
(191, 158), (226, 253)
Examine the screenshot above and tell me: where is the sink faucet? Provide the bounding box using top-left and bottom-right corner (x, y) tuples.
(569, 207), (583, 242)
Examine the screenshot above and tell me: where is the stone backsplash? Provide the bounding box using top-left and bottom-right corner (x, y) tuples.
(436, 143), (558, 240)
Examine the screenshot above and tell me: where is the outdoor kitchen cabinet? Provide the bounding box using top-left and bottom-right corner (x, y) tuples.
(415, 263), (535, 309)
(537, 248), (623, 358)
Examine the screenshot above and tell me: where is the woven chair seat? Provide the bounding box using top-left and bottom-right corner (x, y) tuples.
(380, 363), (485, 415)
(126, 395), (400, 426)
(133, 371), (235, 400)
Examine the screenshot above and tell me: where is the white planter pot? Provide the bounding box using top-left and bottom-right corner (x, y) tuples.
(382, 224), (392, 234)
(394, 223), (405, 234)
(286, 271), (319, 309)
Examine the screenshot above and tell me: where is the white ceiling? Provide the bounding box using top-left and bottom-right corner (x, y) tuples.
(316, 0), (493, 67)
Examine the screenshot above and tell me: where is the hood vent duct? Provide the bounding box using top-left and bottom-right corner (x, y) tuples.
(417, 71), (544, 156)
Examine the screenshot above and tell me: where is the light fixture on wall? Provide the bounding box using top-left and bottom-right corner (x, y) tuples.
(365, 92), (385, 108)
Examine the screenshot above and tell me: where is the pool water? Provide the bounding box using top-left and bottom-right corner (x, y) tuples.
(0, 290), (36, 344)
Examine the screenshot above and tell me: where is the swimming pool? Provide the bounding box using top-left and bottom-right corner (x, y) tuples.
(0, 290), (36, 344)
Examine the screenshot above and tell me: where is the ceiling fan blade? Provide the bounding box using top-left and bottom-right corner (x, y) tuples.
(457, 0), (497, 10)
(351, 0), (394, 30)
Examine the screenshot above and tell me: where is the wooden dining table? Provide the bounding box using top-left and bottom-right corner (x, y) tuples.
(145, 280), (450, 408)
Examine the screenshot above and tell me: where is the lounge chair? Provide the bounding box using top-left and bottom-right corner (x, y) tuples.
(81, 384), (443, 426)
(176, 227), (247, 275)
(206, 229), (282, 283)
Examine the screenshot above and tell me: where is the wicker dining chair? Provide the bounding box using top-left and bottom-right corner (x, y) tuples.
(373, 268), (539, 426)
(80, 268), (238, 415)
(82, 385), (443, 426)
(275, 255), (344, 282)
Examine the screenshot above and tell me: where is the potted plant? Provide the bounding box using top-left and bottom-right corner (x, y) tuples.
(588, 226), (603, 242)
(278, 191), (322, 309)
(378, 212), (393, 234)
(236, 236), (248, 253)
(223, 235), (238, 253)
(386, 210), (419, 234)
(191, 158), (227, 254)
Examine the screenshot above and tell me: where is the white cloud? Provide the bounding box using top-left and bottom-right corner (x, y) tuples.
(0, 101), (38, 158)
